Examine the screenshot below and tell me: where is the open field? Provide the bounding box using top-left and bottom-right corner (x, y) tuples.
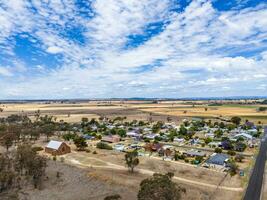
(0, 101), (266, 124)
(43, 145), (243, 200)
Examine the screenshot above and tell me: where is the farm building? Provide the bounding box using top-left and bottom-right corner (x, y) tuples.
(45, 140), (71, 156)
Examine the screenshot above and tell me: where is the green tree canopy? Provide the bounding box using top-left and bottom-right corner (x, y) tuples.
(138, 172), (185, 200)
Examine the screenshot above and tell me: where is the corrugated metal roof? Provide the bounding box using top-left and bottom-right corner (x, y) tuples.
(206, 153), (229, 165)
(46, 140), (63, 150)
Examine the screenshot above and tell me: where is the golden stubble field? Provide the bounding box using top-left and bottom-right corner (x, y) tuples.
(0, 101), (266, 123)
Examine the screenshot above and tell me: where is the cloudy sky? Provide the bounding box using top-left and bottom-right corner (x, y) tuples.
(0, 0), (267, 99)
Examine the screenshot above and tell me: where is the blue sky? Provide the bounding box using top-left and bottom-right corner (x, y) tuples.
(0, 0), (267, 99)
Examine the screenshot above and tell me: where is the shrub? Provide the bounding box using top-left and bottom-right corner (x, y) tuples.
(235, 154), (245, 162)
(227, 150), (236, 156)
(93, 150), (97, 154)
(144, 138), (150, 143)
(104, 194), (121, 200)
(215, 147), (222, 153)
(32, 146), (44, 152)
(96, 142), (112, 150)
(184, 159), (189, 163)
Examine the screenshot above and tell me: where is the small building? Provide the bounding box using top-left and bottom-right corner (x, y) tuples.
(114, 143), (125, 152)
(45, 140), (71, 156)
(101, 135), (121, 143)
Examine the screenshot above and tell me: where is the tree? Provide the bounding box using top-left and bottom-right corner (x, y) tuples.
(1, 132), (15, 151)
(214, 148), (222, 153)
(235, 154), (244, 162)
(227, 160), (238, 176)
(231, 116), (241, 126)
(96, 142), (112, 150)
(214, 129), (223, 138)
(178, 125), (187, 135)
(125, 150), (139, 173)
(204, 137), (212, 145)
(138, 173), (185, 200)
(81, 117), (89, 127)
(117, 129), (126, 137)
(73, 136), (88, 150)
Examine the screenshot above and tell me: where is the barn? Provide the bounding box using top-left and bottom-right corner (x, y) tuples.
(45, 140), (71, 156)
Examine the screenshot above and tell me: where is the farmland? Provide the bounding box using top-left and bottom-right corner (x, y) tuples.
(0, 100), (266, 124)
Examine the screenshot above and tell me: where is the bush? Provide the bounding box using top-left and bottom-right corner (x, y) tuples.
(85, 149), (91, 153)
(144, 138), (150, 143)
(104, 194), (121, 200)
(32, 146), (44, 152)
(96, 142), (113, 150)
(184, 159), (189, 163)
(93, 150), (97, 154)
(235, 154), (245, 162)
(214, 148), (222, 153)
(227, 150), (236, 156)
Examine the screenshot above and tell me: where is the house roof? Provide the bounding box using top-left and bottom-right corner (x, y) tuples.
(234, 133), (253, 140)
(185, 150), (205, 157)
(206, 153), (229, 166)
(46, 140), (63, 150)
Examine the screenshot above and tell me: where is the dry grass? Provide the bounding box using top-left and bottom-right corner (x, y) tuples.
(1, 102), (266, 123)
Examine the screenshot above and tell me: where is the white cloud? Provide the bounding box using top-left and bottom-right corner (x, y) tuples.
(46, 46), (63, 54)
(0, 67), (13, 77)
(0, 0), (267, 98)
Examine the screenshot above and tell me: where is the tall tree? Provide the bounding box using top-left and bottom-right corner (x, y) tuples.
(73, 136), (88, 150)
(125, 150), (139, 173)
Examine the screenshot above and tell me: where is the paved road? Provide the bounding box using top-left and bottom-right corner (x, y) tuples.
(243, 126), (267, 200)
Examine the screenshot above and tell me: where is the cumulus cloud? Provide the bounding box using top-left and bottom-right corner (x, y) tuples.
(0, 0), (266, 99)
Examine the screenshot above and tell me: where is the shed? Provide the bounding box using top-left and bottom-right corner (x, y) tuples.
(45, 140), (71, 156)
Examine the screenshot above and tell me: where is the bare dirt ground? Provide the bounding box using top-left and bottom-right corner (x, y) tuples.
(60, 149), (242, 200)
(62, 148), (242, 189)
(16, 160), (137, 200)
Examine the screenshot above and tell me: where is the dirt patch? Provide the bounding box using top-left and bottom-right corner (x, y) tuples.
(15, 160), (136, 200)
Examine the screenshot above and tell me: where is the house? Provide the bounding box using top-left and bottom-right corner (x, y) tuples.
(173, 137), (185, 144)
(144, 143), (163, 152)
(101, 135), (121, 143)
(208, 141), (222, 148)
(233, 133), (253, 141)
(45, 140), (71, 156)
(205, 153), (229, 167)
(184, 149), (206, 157)
(126, 131), (140, 138)
(144, 133), (158, 140)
